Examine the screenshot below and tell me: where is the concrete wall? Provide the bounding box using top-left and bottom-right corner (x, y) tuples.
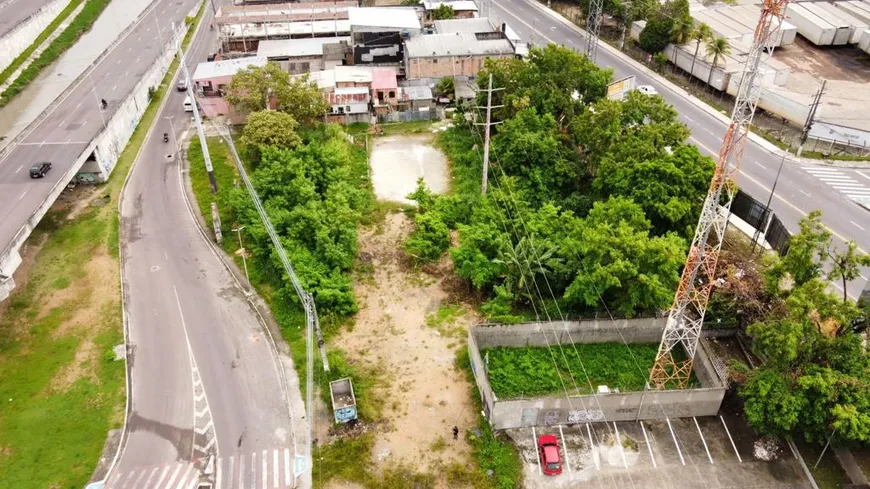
(468, 320), (729, 430)
(0, 0), (69, 74)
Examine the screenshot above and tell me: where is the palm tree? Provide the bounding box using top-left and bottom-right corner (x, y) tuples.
(689, 23), (712, 82)
(669, 15), (694, 45)
(705, 36), (731, 89)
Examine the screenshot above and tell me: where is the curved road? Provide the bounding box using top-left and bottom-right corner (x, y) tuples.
(110, 6), (306, 489)
(493, 0), (870, 298)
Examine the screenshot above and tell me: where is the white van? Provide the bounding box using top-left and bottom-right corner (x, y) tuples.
(183, 95), (193, 112)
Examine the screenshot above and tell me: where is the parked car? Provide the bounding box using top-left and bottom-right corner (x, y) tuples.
(176, 78), (188, 91)
(29, 162), (52, 178)
(636, 85), (658, 96)
(537, 434), (563, 475)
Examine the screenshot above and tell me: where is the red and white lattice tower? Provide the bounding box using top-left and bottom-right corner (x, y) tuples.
(649, 0), (790, 389)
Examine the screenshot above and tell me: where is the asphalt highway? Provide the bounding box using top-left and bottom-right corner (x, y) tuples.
(0, 0), (193, 266)
(492, 0), (870, 299)
(112, 4), (303, 489)
(0, 0), (55, 39)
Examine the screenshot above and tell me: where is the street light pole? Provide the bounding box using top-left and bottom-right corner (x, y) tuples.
(232, 225), (251, 289)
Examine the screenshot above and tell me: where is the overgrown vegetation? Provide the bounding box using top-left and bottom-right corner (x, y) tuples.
(730, 211), (870, 446)
(403, 45), (715, 320)
(0, 3), (206, 486)
(483, 343), (691, 398)
(0, 0), (84, 89)
(0, 0), (113, 107)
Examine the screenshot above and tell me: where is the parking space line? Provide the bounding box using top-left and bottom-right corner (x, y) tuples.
(720, 416), (743, 462)
(586, 424), (600, 470)
(613, 422), (629, 469)
(531, 427), (542, 475)
(239, 453), (246, 489)
(558, 425), (572, 472)
(639, 421), (657, 468)
(665, 418), (686, 466)
(693, 417), (714, 464)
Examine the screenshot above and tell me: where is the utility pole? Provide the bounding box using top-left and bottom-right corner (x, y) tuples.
(586, 0), (604, 61)
(750, 153), (785, 253)
(232, 225), (251, 289)
(475, 74), (503, 195)
(797, 79), (826, 157)
(174, 22), (218, 194)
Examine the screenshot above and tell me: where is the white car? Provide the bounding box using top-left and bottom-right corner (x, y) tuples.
(636, 85), (658, 96)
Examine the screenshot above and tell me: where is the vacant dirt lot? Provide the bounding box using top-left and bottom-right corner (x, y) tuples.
(338, 211), (478, 482)
(369, 134), (450, 204)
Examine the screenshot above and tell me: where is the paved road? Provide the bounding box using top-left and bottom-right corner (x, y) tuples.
(0, 0), (55, 39)
(492, 0), (870, 298)
(0, 0), (193, 272)
(112, 4), (303, 489)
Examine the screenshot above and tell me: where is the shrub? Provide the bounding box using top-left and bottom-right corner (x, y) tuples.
(639, 16), (674, 53)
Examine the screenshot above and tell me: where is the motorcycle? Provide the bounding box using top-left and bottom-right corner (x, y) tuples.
(163, 133), (169, 143)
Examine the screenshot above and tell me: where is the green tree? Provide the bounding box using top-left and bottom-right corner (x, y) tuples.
(653, 51), (669, 72)
(226, 62), (328, 123)
(431, 3), (455, 20)
(405, 212), (451, 263)
(765, 211), (831, 293)
(704, 36), (730, 88)
(639, 16), (674, 53)
(240, 110), (302, 162)
(669, 14), (694, 44)
(434, 76), (455, 100)
(826, 241), (870, 303)
(562, 197), (685, 316)
(688, 23), (712, 80)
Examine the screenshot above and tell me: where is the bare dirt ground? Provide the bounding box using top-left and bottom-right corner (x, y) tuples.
(337, 211), (479, 483)
(369, 134), (450, 204)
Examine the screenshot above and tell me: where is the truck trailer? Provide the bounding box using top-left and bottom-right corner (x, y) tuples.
(785, 3), (837, 45)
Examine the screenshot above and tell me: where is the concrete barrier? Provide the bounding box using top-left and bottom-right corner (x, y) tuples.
(0, 0), (70, 74)
(468, 320), (730, 430)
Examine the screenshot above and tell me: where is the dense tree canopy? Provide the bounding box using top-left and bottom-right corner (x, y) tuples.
(240, 110), (302, 162)
(225, 62), (328, 124)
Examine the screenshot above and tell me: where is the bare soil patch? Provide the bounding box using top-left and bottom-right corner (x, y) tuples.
(339, 211), (478, 482)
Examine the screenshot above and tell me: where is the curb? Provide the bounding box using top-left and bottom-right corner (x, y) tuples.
(522, 0), (870, 169)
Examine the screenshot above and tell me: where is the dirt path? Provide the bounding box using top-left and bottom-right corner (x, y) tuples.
(339, 211), (478, 481)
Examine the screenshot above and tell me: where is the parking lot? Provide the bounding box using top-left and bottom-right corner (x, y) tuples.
(507, 415), (813, 489)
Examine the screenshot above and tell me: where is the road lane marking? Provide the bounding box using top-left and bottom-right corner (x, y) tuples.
(639, 421), (657, 468)
(752, 160), (766, 169)
(857, 171), (870, 182)
(262, 449), (268, 488)
(558, 425), (572, 472)
(586, 423), (600, 469)
(273, 449), (279, 488)
(15, 165), (22, 173)
(18, 191), (27, 201)
(142, 467), (160, 488)
(284, 448), (291, 486)
(216, 456), (223, 489)
(58, 119), (65, 128)
(613, 422), (629, 469)
(131, 469), (148, 488)
(665, 417), (686, 466)
(800, 189), (812, 197)
(154, 466), (171, 488)
(720, 416), (742, 462)
(176, 465), (195, 489)
(851, 221), (866, 231)
(112, 84), (117, 91)
(694, 417), (714, 464)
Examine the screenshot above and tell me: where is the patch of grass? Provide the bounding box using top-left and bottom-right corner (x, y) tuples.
(0, 0), (113, 107)
(318, 348), (384, 423)
(425, 303), (467, 339)
(482, 343), (695, 398)
(795, 440), (851, 489)
(0, 4), (206, 487)
(380, 120), (437, 135)
(455, 349), (523, 489)
(430, 436), (448, 452)
(0, 0), (85, 89)
(186, 137), (237, 237)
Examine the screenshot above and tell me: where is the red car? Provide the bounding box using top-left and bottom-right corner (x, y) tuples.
(537, 434), (563, 475)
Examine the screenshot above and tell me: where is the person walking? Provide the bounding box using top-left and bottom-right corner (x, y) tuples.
(452, 426), (459, 441)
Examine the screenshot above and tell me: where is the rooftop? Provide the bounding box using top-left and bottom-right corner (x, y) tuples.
(220, 19), (351, 38)
(400, 85), (433, 101)
(372, 69), (398, 90)
(423, 0), (479, 12)
(405, 32), (515, 58)
(434, 17), (494, 34)
(257, 36), (351, 59)
(335, 65), (374, 83)
(348, 7), (421, 30)
(192, 56), (267, 80)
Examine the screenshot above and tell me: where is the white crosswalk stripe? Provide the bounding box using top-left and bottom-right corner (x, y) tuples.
(105, 462), (199, 489)
(804, 167), (870, 204)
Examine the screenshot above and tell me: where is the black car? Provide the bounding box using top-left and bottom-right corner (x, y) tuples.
(29, 162), (52, 178)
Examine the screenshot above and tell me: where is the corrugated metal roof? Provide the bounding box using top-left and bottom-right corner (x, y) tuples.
(405, 32), (514, 57)
(434, 18), (494, 34)
(400, 85), (433, 101)
(257, 37), (351, 59)
(372, 69), (398, 90)
(192, 56), (267, 81)
(334, 65), (374, 83)
(348, 7), (421, 30)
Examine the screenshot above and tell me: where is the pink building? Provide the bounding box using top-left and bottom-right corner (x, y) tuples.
(192, 56), (267, 122)
(371, 68), (398, 113)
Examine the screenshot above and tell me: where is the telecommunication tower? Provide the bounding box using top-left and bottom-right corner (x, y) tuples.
(649, 0), (790, 388)
(585, 0), (603, 61)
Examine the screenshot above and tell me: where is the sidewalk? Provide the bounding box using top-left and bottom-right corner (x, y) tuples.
(0, 0), (153, 153)
(528, 0), (870, 170)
